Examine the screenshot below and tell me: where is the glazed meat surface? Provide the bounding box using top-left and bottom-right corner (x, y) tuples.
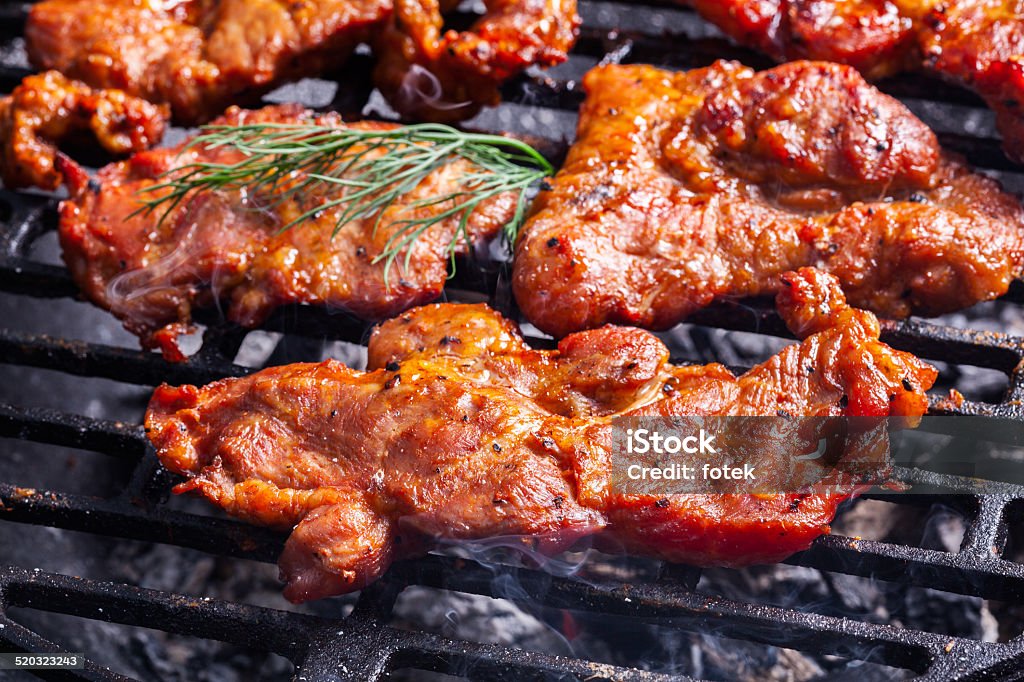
(26, 0), (390, 124)
(684, 0), (922, 79)
(513, 61), (1024, 338)
(146, 268), (936, 602)
(58, 104), (517, 361)
(920, 1), (1024, 163)
(684, 0), (1024, 162)
(26, 0), (579, 124)
(0, 71), (166, 190)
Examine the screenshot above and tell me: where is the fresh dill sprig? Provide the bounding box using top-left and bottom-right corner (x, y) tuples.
(134, 122), (553, 283)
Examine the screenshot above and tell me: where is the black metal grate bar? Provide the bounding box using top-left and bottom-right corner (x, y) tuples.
(2, 0), (1024, 679)
(0, 566), (687, 682)
(0, 404), (144, 459)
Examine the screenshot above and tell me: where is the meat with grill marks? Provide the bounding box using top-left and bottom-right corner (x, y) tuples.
(25, 0), (578, 124)
(146, 268), (936, 602)
(513, 61), (1024, 338)
(683, 0), (1024, 162)
(57, 104), (518, 362)
(0, 71), (166, 190)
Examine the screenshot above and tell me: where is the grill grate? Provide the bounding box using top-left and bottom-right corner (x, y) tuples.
(3, 2), (1024, 680)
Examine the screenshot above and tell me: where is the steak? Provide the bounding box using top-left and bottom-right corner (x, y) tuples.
(146, 268), (936, 602)
(26, 0), (392, 124)
(58, 103), (518, 361)
(685, 0), (1024, 162)
(513, 61), (1024, 338)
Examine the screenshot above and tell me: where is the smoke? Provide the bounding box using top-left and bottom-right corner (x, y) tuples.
(105, 237), (197, 311)
(395, 65), (473, 114)
(435, 534), (600, 581)
(104, 193), (261, 327)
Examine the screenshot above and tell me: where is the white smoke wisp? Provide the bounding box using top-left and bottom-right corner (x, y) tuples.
(432, 533), (606, 583)
(104, 233), (199, 313)
(104, 195), (264, 319)
(395, 64), (474, 113)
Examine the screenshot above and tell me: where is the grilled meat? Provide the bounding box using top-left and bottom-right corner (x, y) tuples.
(372, 0), (580, 121)
(684, 0), (920, 79)
(25, 0), (578, 124)
(684, 0), (1024, 162)
(0, 71), (166, 190)
(146, 268), (936, 602)
(26, 0), (390, 124)
(58, 104), (517, 362)
(920, 1), (1024, 163)
(513, 61), (1024, 338)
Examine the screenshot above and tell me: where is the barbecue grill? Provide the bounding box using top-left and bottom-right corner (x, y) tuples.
(3, 1), (1024, 680)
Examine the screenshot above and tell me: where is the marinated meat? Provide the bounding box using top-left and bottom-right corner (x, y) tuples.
(25, 0), (578, 124)
(146, 268), (936, 602)
(920, 1), (1024, 163)
(684, 0), (1024, 162)
(372, 0), (580, 121)
(58, 104), (518, 361)
(26, 0), (391, 124)
(512, 61), (1024, 338)
(0, 71), (166, 190)
(684, 0), (921, 79)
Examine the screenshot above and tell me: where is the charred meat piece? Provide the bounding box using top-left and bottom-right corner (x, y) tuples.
(373, 0), (580, 121)
(513, 61), (1024, 338)
(684, 0), (1024, 162)
(146, 268), (936, 602)
(0, 71), (166, 190)
(26, 0), (578, 124)
(26, 0), (390, 124)
(58, 104), (517, 362)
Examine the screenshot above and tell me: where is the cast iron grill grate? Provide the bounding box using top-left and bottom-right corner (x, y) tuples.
(2, 1), (1024, 679)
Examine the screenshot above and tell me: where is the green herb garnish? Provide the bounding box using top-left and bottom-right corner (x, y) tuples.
(136, 122), (553, 281)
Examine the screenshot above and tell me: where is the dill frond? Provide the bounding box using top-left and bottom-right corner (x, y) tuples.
(134, 122), (553, 283)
